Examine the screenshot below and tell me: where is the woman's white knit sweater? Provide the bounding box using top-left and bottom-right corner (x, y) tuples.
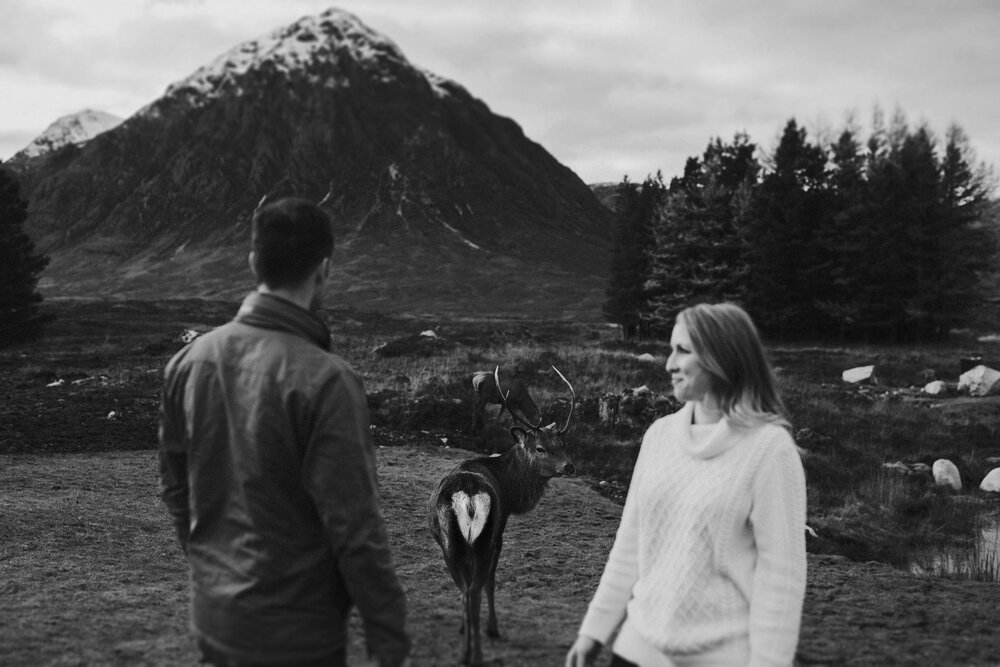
(579, 403), (806, 667)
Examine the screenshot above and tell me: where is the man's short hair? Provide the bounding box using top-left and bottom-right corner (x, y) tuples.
(251, 198), (335, 289)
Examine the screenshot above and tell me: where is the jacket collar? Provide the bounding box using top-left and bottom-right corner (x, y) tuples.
(234, 291), (332, 351)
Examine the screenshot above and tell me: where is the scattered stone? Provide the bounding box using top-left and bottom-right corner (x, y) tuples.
(636, 353), (656, 363)
(932, 458), (962, 491)
(883, 461), (931, 477)
(922, 380), (948, 396)
(842, 365), (877, 384)
(419, 330), (437, 338)
(980, 468), (1000, 493)
(46, 379), (65, 388)
(177, 328), (203, 344)
(957, 364), (1000, 397)
(107, 411), (118, 420)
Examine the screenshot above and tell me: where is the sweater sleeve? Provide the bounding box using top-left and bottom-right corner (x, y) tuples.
(578, 420), (663, 644)
(747, 430), (807, 667)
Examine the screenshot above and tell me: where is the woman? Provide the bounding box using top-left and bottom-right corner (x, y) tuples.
(566, 303), (806, 667)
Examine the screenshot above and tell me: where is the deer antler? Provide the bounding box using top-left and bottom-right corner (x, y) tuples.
(494, 366), (543, 429)
(550, 365), (576, 434)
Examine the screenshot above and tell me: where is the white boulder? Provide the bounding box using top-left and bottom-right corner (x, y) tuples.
(932, 459), (962, 491)
(842, 365), (877, 384)
(636, 353), (656, 363)
(922, 380), (948, 396)
(980, 468), (1000, 493)
(957, 364), (1000, 397)
(419, 330), (437, 338)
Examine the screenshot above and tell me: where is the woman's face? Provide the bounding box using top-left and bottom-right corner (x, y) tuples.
(666, 320), (713, 404)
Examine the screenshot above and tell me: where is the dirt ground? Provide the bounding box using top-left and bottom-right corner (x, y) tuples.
(2, 445), (999, 667)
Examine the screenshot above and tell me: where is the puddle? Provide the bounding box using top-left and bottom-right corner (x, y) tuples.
(909, 517), (1000, 582)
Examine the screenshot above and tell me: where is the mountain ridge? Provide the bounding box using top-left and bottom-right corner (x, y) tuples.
(13, 8), (612, 317)
(9, 109), (122, 162)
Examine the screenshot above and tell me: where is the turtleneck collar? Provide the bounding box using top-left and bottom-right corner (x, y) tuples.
(676, 402), (743, 459)
(234, 291), (332, 351)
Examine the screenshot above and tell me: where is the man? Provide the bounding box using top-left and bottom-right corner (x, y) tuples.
(159, 198), (410, 666)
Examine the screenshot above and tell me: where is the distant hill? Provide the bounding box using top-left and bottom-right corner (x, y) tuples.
(588, 182), (621, 213)
(8, 109), (122, 164)
(13, 8), (611, 318)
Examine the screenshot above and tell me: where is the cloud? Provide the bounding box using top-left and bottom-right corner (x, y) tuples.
(2, 0), (998, 180)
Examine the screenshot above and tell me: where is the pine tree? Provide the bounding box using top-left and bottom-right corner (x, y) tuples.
(645, 134), (758, 332)
(0, 166), (50, 346)
(927, 124), (998, 338)
(603, 175), (662, 339)
(745, 119), (829, 337)
(814, 126), (868, 335)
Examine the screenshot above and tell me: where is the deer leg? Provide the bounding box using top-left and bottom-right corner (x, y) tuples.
(469, 586), (484, 665)
(460, 588), (472, 664)
(485, 535), (503, 638)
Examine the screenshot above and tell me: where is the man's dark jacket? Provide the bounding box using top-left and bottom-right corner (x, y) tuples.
(159, 292), (409, 665)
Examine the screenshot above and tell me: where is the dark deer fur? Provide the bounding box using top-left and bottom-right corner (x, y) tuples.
(430, 366), (575, 665)
(471, 371), (540, 433)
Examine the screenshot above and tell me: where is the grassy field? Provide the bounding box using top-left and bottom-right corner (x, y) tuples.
(3, 298), (1000, 574)
(3, 298), (1000, 664)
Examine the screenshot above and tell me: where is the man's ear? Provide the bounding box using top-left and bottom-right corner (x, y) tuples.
(313, 257), (330, 288)
(248, 251), (258, 281)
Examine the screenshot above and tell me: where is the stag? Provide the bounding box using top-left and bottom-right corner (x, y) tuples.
(430, 366), (576, 666)
(470, 370), (540, 433)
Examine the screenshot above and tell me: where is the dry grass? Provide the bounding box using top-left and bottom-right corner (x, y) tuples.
(0, 447), (623, 666)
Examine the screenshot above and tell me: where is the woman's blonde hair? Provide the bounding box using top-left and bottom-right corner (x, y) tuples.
(677, 302), (789, 428)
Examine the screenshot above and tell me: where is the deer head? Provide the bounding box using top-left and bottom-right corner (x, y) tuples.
(494, 365), (576, 478)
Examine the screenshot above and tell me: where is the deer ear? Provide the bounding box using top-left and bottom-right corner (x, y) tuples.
(510, 427), (529, 446)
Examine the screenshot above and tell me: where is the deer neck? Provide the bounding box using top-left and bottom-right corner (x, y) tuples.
(492, 448), (549, 516)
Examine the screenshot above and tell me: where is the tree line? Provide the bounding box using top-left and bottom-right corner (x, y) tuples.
(604, 109), (998, 342)
(0, 165), (49, 347)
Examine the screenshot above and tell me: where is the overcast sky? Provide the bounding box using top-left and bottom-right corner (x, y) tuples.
(1, 0), (998, 184)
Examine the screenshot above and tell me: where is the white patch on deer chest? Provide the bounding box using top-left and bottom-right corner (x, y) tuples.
(451, 490), (491, 545)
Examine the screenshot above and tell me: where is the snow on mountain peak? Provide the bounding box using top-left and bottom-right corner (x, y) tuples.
(15, 109), (123, 159)
(151, 7), (435, 111)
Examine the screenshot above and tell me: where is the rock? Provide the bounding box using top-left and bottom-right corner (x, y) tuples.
(883, 461), (931, 477)
(980, 468), (1000, 493)
(636, 353), (656, 363)
(957, 364), (1000, 397)
(177, 328), (203, 344)
(842, 365), (877, 384)
(419, 330), (437, 338)
(922, 380), (948, 396)
(598, 393), (620, 426)
(932, 459), (962, 491)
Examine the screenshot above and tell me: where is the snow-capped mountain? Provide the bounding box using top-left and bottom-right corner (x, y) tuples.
(17, 8), (611, 316)
(142, 8), (458, 118)
(13, 109), (122, 160)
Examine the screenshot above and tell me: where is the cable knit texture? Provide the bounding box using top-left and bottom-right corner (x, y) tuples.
(579, 403), (806, 667)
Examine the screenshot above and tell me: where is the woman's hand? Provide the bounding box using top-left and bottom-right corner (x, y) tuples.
(565, 635), (602, 667)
